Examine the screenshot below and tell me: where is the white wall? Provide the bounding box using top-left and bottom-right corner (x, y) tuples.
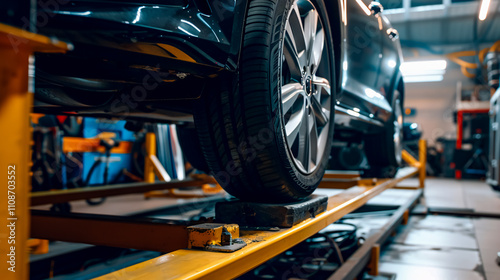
(403, 56), (479, 146)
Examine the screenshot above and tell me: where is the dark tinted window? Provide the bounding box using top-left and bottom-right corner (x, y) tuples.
(411, 0), (443, 7)
(379, 0), (403, 9)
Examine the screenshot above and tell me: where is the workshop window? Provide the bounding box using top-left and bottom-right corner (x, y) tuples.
(411, 0), (443, 7)
(379, 0), (404, 9)
(451, 0), (478, 3)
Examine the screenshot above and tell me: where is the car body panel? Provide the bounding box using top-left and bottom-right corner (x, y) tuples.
(36, 0), (242, 68)
(1, 0), (403, 131)
(337, 0), (401, 125)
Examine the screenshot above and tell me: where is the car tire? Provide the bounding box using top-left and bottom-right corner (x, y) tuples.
(363, 90), (403, 178)
(194, 0), (335, 202)
(176, 125), (210, 173)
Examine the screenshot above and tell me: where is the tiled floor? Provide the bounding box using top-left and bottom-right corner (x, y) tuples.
(378, 178), (500, 280)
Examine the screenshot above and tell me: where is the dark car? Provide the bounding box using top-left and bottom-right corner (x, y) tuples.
(15, 0), (404, 201)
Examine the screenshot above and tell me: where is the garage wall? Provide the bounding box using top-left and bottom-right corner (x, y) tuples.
(403, 57), (478, 146)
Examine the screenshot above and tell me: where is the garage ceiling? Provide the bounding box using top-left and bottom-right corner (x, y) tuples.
(382, 0), (500, 53)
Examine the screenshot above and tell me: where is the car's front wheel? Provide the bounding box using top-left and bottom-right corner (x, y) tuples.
(194, 0), (335, 202)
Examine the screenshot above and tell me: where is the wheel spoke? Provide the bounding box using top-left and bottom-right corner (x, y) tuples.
(303, 10), (318, 64)
(309, 113), (318, 168)
(312, 76), (330, 90)
(297, 110), (311, 171)
(282, 83), (304, 114)
(285, 107), (304, 145)
(288, 5), (307, 53)
(313, 75), (331, 108)
(311, 96), (328, 127)
(311, 28), (325, 73)
(287, 5), (307, 69)
(284, 29), (303, 80)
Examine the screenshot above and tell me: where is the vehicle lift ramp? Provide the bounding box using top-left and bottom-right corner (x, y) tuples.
(96, 143), (426, 280)
(0, 22), (427, 280)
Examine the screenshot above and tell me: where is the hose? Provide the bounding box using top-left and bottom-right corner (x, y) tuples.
(447, 40), (500, 81)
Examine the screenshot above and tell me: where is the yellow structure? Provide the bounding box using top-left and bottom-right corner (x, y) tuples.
(0, 23), (68, 280)
(97, 168), (424, 280)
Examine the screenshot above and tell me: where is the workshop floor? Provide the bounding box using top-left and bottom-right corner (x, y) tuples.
(377, 178), (500, 280)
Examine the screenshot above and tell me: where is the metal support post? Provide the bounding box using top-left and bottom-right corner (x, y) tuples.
(0, 23), (68, 280)
(419, 139), (427, 189)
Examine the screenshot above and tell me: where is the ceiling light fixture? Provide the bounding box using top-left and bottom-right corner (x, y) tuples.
(404, 75), (444, 83)
(400, 60), (447, 83)
(401, 60), (447, 75)
(479, 0), (491, 21)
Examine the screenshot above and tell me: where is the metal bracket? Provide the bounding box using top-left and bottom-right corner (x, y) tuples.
(187, 223), (247, 252)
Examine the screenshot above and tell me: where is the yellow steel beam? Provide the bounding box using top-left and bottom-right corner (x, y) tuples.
(402, 150), (421, 168)
(0, 23), (68, 280)
(31, 210), (188, 252)
(27, 239), (49, 255)
(144, 132), (156, 183)
(62, 137), (133, 154)
(367, 244), (380, 276)
(418, 139), (427, 189)
(323, 170), (361, 180)
(149, 154), (172, 182)
(96, 167), (419, 280)
(30, 179), (213, 206)
(0, 23), (69, 53)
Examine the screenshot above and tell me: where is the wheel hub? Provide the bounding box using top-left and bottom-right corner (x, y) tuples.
(304, 76), (313, 96)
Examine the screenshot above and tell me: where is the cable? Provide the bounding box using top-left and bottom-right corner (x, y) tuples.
(83, 156), (107, 206)
(248, 222), (358, 279)
(83, 159), (102, 187)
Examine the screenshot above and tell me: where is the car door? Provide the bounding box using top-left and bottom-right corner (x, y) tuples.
(339, 0), (388, 120)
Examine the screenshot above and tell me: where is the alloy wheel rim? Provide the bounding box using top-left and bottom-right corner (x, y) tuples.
(281, 0), (332, 174)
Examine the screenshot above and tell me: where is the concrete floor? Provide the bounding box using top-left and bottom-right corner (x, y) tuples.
(378, 178), (500, 280)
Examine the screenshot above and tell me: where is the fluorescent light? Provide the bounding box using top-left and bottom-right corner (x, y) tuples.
(403, 69), (446, 76)
(401, 60), (447, 75)
(479, 0), (491, 21)
(404, 75), (444, 83)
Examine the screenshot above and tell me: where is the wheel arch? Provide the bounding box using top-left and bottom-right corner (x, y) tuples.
(387, 70), (405, 114)
(322, 0), (344, 93)
(397, 75), (405, 107)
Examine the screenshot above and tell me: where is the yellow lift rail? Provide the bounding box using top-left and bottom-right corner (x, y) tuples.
(0, 23), (69, 280)
(97, 142), (426, 280)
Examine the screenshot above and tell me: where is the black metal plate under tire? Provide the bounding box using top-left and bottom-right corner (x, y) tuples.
(215, 195), (328, 228)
